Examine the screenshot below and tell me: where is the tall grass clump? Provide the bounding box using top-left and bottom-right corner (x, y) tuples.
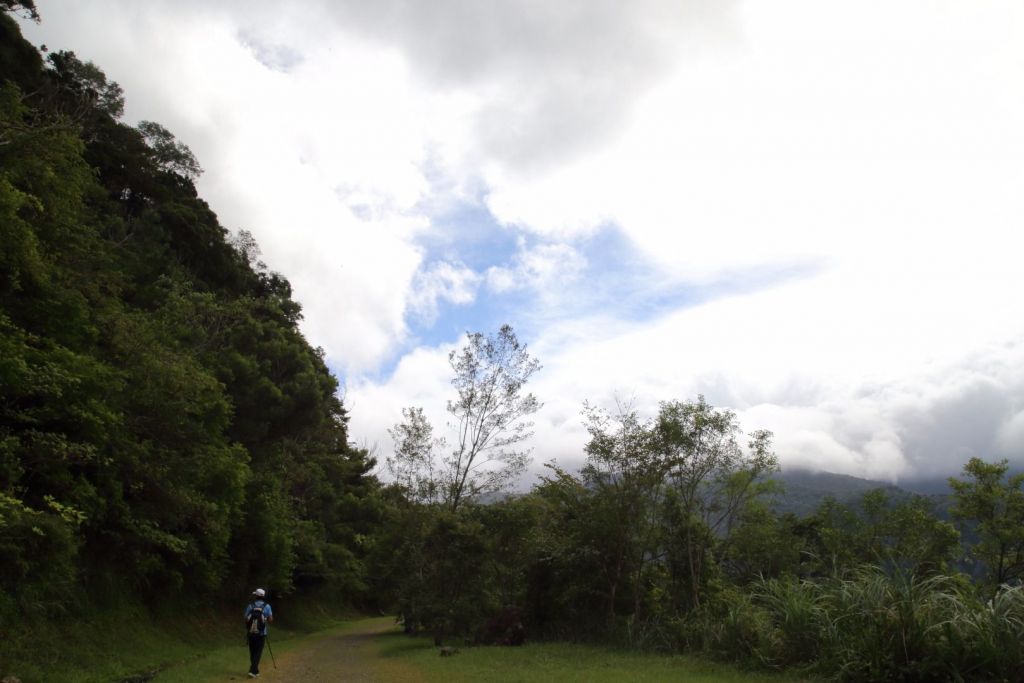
(816, 569), (1024, 682)
(679, 567), (1024, 682)
(775, 568), (1024, 681)
(673, 587), (772, 662)
(750, 576), (827, 669)
(815, 567), (960, 681)
(940, 583), (1024, 681)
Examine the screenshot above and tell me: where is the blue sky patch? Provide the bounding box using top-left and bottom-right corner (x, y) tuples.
(343, 197), (824, 386)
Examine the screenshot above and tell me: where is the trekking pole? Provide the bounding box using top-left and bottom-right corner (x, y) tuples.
(265, 635), (278, 670)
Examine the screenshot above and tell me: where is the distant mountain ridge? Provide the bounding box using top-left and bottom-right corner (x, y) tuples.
(769, 468), (924, 517)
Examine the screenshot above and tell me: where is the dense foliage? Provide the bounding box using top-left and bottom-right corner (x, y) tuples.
(376, 345), (1021, 681)
(0, 12), (380, 640)
(379, 408), (1023, 681)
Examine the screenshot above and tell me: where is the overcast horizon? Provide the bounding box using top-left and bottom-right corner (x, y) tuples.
(20, 0), (1024, 486)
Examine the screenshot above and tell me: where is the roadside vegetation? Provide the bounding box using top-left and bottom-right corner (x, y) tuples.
(2, 5), (1022, 682)
(155, 616), (818, 683)
(3, 595), (354, 682)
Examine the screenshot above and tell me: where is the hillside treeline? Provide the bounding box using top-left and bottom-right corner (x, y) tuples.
(373, 321), (1023, 681)
(379, 393), (1024, 681)
(0, 10), (380, 629)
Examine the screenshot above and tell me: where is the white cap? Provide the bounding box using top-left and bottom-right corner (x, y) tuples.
(253, 588), (266, 597)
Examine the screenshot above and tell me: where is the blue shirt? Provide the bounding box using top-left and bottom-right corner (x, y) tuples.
(245, 600), (273, 636)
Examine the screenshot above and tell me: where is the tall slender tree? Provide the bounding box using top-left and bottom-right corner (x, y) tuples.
(387, 406), (444, 505)
(445, 324), (541, 510)
(579, 398), (667, 619)
(656, 396), (777, 608)
(949, 457), (1024, 592)
(388, 325), (541, 511)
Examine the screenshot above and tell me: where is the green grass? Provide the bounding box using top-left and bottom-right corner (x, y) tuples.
(374, 630), (819, 683)
(8, 607), (820, 683)
(2, 602), (225, 683)
(1, 595), (356, 683)
(152, 616), (820, 683)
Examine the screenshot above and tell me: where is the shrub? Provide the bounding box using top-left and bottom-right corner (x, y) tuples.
(944, 583), (1024, 680)
(751, 576), (826, 668)
(674, 587), (773, 662)
(713, 567), (1024, 682)
(818, 568), (956, 681)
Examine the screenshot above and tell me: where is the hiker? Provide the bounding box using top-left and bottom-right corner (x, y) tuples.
(245, 588), (274, 678)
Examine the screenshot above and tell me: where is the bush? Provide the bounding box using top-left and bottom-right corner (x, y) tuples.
(665, 566), (1024, 682)
(674, 587), (773, 662)
(0, 492), (79, 616)
(751, 576), (826, 668)
(944, 584), (1024, 680)
(818, 568), (957, 681)
(745, 567), (1024, 682)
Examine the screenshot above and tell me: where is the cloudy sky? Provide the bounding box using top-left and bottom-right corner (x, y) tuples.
(20, 0), (1024, 485)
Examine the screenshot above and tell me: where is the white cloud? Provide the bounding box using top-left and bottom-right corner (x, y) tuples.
(408, 261), (482, 324)
(314, 0), (740, 173)
(515, 279), (1024, 482)
(23, 0), (440, 371)
(22, 0), (1024, 482)
(484, 1), (1024, 281)
(997, 410), (1024, 456)
(486, 241), (587, 294)
(347, 343), (456, 468)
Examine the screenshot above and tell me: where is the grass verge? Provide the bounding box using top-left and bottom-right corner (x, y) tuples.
(1, 595), (356, 683)
(154, 617), (818, 683)
(374, 623), (819, 683)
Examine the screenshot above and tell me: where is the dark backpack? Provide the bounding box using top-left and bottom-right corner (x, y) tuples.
(247, 603), (267, 635)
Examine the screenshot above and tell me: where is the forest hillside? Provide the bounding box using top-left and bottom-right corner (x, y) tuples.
(1, 9), (381, 637)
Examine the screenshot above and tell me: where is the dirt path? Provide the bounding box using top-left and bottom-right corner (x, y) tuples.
(250, 618), (427, 683)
